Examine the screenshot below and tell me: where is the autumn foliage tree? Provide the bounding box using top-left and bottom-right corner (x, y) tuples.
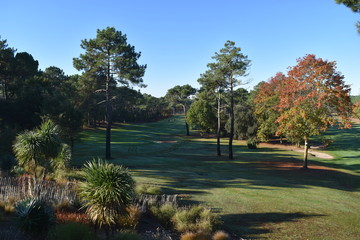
(254, 73), (286, 141)
(255, 54), (353, 169)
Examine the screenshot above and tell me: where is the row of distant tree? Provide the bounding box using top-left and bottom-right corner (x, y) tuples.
(0, 34), (173, 156)
(1, 20), (359, 165)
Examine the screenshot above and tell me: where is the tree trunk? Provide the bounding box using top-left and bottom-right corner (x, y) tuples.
(302, 139), (309, 169)
(183, 104), (190, 136)
(105, 53), (112, 159)
(70, 137), (74, 152)
(217, 92), (221, 156)
(229, 85), (234, 160)
(87, 113), (90, 127)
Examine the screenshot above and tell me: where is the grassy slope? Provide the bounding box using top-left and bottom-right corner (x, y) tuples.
(73, 116), (360, 240)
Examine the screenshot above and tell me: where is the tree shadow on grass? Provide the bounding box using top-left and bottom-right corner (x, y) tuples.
(222, 212), (324, 239)
(122, 140), (360, 194)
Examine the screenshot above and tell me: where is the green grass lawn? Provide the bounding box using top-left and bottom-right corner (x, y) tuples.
(72, 116), (360, 240)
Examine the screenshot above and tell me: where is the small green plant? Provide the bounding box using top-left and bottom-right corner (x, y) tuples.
(110, 230), (142, 240)
(48, 222), (98, 240)
(150, 203), (177, 228)
(15, 198), (55, 234)
(172, 205), (221, 233)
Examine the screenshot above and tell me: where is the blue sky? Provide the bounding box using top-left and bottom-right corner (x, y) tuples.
(1, 0), (359, 97)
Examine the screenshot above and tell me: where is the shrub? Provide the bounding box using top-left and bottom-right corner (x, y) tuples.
(172, 205), (221, 233)
(247, 137), (258, 149)
(15, 198), (55, 234)
(150, 203), (177, 228)
(110, 230), (142, 240)
(78, 158), (135, 229)
(180, 231), (212, 240)
(212, 231), (230, 240)
(117, 205), (142, 229)
(135, 183), (162, 195)
(48, 222), (98, 240)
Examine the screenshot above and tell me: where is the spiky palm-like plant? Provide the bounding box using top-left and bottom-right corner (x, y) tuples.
(13, 119), (70, 180)
(78, 158), (135, 229)
(15, 198), (55, 234)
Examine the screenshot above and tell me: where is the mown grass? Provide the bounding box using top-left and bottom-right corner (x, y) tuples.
(72, 116), (360, 240)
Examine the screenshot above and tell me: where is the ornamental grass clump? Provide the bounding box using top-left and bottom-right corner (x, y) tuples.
(172, 205), (221, 233)
(149, 202), (177, 228)
(78, 158), (135, 229)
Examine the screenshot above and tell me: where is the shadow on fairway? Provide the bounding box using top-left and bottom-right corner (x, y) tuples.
(123, 139), (360, 195)
(222, 212), (324, 239)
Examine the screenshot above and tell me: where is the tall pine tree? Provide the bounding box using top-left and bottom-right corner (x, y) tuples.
(74, 27), (146, 159)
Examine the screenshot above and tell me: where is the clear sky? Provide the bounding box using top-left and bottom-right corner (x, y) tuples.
(1, 0), (359, 97)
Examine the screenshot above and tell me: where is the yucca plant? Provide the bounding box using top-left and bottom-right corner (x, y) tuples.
(78, 158), (135, 229)
(13, 119), (71, 180)
(15, 198), (55, 235)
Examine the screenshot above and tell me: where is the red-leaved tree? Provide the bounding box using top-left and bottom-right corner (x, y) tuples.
(255, 54), (353, 169)
(277, 54), (352, 168)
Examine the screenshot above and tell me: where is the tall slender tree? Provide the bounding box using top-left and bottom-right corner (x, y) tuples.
(198, 68), (225, 156)
(73, 27), (146, 159)
(201, 41), (250, 159)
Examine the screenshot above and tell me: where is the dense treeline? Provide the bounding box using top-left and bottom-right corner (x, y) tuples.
(1, 30), (357, 165)
(0, 36), (169, 156)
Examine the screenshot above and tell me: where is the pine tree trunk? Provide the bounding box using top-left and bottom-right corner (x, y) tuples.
(183, 104), (190, 136)
(229, 85), (234, 160)
(105, 53), (112, 159)
(217, 92), (221, 156)
(302, 139), (309, 169)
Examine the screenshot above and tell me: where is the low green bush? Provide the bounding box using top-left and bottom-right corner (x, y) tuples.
(48, 222), (98, 240)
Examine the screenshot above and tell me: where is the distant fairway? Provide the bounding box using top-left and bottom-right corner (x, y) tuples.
(73, 116), (360, 240)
